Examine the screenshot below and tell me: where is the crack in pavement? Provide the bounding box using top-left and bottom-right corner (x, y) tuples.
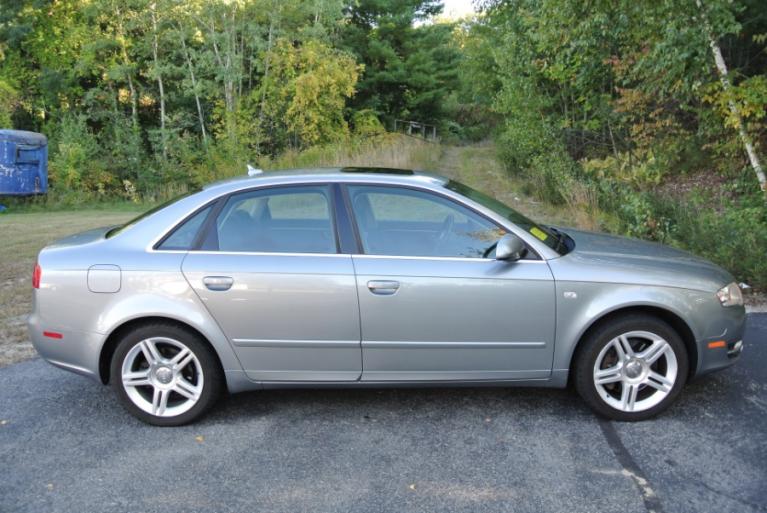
(598, 418), (664, 513)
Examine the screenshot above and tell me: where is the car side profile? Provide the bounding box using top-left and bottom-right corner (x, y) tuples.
(28, 168), (745, 425)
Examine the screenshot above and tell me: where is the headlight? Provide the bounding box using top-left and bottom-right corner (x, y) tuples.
(716, 282), (743, 307)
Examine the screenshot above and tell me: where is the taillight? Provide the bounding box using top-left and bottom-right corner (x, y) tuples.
(33, 263), (41, 289)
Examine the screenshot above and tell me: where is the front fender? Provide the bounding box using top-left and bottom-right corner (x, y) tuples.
(552, 281), (714, 374)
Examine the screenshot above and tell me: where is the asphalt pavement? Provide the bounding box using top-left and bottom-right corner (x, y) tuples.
(1, 314), (765, 513)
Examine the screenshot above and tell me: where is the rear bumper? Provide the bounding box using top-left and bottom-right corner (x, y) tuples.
(27, 312), (103, 382)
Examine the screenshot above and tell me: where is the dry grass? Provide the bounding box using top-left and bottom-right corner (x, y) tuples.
(264, 135), (581, 227)
(432, 143), (582, 228)
(261, 133), (443, 172)
(0, 210), (137, 366)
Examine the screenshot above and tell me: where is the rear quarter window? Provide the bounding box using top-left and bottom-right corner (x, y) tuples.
(157, 206), (212, 250)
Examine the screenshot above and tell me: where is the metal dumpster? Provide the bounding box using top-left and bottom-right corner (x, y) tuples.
(0, 129), (48, 195)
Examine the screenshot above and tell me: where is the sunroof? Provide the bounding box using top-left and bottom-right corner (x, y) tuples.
(340, 167), (414, 175)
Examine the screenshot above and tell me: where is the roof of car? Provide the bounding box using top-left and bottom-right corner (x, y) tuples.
(203, 167), (448, 191)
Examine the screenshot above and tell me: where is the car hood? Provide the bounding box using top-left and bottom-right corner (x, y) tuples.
(554, 228), (734, 292)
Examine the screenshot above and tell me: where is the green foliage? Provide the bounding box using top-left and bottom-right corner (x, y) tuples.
(48, 115), (106, 192)
(0, 0), (468, 198)
(340, 0), (460, 125)
(664, 192), (767, 289)
(260, 39), (361, 147)
(0, 79), (17, 127)
(351, 109), (386, 136)
(472, 0), (767, 287)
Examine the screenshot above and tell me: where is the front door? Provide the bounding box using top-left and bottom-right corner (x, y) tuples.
(345, 184), (556, 381)
(182, 184), (362, 381)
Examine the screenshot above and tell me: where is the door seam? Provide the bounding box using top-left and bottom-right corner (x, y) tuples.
(349, 255), (364, 381)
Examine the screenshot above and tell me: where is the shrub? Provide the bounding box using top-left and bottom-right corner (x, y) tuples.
(48, 115), (106, 192)
(351, 109), (386, 137)
(666, 196), (767, 289)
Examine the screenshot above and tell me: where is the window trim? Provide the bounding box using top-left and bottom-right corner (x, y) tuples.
(339, 183), (541, 260)
(152, 181), (544, 259)
(332, 183), (361, 254)
(191, 183), (342, 255)
(152, 198), (222, 251)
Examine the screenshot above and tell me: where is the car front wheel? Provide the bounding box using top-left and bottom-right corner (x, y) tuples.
(110, 323), (223, 426)
(574, 314), (689, 421)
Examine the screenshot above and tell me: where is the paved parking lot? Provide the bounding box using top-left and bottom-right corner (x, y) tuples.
(1, 314), (765, 513)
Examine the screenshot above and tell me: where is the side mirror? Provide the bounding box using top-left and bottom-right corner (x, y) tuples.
(495, 233), (527, 261)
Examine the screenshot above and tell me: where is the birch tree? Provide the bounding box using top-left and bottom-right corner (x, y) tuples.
(696, 0), (766, 195)
(149, 2), (168, 160)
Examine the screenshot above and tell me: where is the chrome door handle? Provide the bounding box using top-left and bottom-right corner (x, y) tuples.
(367, 280), (400, 295)
(203, 276), (234, 291)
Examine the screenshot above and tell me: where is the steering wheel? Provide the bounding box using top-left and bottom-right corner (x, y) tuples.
(436, 214), (455, 246)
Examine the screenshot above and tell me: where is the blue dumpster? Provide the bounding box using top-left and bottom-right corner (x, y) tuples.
(0, 129), (48, 195)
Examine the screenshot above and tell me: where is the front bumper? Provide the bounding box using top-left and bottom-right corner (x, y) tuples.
(695, 305), (746, 376)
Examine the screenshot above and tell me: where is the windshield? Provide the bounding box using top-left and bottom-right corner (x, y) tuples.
(106, 189), (201, 238)
(445, 180), (569, 254)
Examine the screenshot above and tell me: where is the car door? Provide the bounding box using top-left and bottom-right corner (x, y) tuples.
(182, 184), (362, 381)
(345, 184), (556, 382)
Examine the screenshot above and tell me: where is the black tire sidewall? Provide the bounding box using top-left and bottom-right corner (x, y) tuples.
(110, 323), (223, 426)
(574, 315), (689, 421)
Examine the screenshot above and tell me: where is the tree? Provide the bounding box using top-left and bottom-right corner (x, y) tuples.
(696, 0), (765, 194)
(259, 39), (361, 147)
(340, 0), (458, 126)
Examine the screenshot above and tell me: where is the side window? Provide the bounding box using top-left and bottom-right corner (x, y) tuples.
(347, 185), (506, 258)
(158, 206), (212, 250)
(211, 186), (337, 254)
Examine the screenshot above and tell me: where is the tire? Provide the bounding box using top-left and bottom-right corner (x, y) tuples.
(574, 314), (689, 421)
(110, 322), (224, 426)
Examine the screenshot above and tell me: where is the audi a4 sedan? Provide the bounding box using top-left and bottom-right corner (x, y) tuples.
(28, 167), (745, 425)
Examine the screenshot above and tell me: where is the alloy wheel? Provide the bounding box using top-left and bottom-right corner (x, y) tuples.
(120, 337), (204, 417)
(592, 330), (678, 413)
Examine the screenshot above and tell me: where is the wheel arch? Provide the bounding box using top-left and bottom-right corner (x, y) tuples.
(568, 305), (698, 382)
(98, 316), (226, 385)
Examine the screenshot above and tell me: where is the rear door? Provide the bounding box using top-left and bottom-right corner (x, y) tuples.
(345, 184), (556, 382)
(181, 184), (362, 381)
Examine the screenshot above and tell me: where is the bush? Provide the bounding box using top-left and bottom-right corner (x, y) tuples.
(666, 197), (767, 289)
(351, 110), (386, 137)
(48, 115), (108, 192)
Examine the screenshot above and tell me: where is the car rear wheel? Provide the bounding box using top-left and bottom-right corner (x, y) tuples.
(574, 314), (689, 421)
(110, 323), (223, 426)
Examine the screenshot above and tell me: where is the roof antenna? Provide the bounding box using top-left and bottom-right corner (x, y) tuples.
(247, 164), (263, 176)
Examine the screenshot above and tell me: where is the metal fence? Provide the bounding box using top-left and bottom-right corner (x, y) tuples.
(394, 119), (437, 140)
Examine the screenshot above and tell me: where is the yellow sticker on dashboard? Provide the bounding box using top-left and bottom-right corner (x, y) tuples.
(530, 227), (548, 241)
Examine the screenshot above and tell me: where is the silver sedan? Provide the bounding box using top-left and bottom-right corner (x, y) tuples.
(28, 168), (746, 425)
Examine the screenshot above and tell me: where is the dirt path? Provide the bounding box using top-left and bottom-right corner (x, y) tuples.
(432, 141), (574, 226)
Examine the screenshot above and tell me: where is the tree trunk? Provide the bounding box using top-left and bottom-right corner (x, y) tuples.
(256, 18), (275, 154)
(115, 8), (138, 130)
(150, 4), (167, 160)
(205, 15), (236, 141)
(697, 0), (766, 195)
(179, 30), (208, 144)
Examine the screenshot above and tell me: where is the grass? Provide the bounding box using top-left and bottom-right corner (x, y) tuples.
(0, 210), (139, 366)
(259, 133), (444, 172)
(426, 142), (582, 228)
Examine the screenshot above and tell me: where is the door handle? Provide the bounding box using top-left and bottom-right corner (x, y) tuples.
(367, 280), (400, 295)
(203, 276), (234, 291)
